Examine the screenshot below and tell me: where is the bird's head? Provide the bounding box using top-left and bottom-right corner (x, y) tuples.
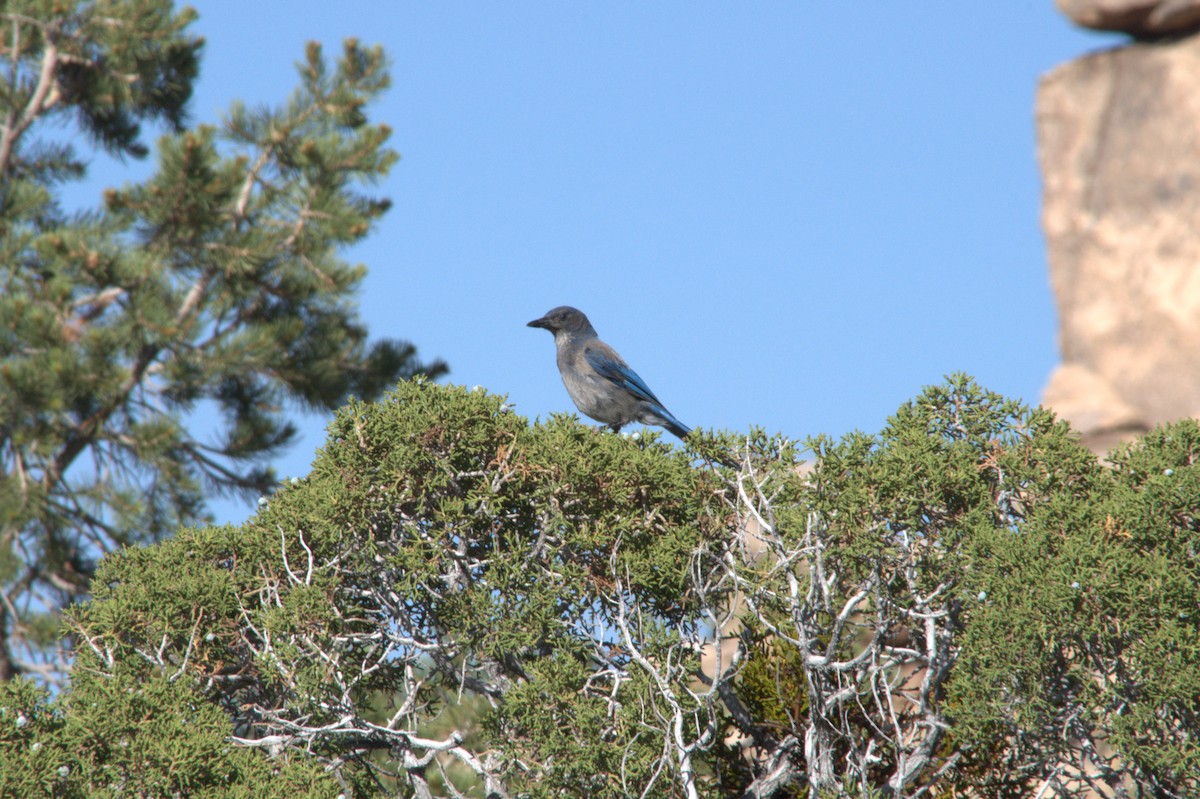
(527, 306), (596, 338)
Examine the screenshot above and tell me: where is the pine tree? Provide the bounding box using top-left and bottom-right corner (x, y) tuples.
(0, 1), (445, 682)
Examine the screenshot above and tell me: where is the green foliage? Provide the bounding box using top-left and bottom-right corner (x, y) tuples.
(0, 678), (79, 798)
(950, 419), (1200, 795)
(0, 670), (345, 798)
(0, 2), (444, 682)
(486, 652), (662, 799)
(7, 377), (1195, 798)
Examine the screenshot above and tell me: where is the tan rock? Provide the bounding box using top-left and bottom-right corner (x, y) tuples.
(1042, 364), (1148, 452)
(1038, 34), (1200, 452)
(1057, 0), (1200, 36)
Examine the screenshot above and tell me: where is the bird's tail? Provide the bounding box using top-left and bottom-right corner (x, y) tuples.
(652, 407), (691, 441)
(649, 407), (740, 468)
(662, 411), (743, 468)
(664, 417), (691, 441)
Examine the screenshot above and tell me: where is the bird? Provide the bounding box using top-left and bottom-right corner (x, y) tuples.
(527, 306), (692, 441)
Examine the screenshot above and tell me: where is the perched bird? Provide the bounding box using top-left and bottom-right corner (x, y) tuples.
(527, 306), (691, 440)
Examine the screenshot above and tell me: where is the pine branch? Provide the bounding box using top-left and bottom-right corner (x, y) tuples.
(0, 16), (61, 180)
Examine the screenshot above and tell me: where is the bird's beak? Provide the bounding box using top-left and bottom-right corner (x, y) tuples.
(527, 316), (550, 330)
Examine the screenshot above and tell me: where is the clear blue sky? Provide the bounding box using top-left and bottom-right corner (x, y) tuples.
(83, 3), (1117, 524)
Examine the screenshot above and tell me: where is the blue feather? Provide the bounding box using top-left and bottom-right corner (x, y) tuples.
(584, 347), (664, 407)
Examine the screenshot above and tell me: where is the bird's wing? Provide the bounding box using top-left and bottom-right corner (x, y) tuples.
(584, 344), (664, 406)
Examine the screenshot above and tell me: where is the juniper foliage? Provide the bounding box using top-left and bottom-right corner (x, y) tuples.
(3, 378), (1193, 798)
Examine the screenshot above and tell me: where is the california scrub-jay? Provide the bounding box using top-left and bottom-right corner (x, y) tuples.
(528, 306), (691, 440)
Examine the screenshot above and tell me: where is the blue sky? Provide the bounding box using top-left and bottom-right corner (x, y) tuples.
(80, 3), (1117, 524)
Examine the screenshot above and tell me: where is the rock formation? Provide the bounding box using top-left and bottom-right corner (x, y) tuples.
(1057, 0), (1200, 37)
(1039, 20), (1200, 452)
